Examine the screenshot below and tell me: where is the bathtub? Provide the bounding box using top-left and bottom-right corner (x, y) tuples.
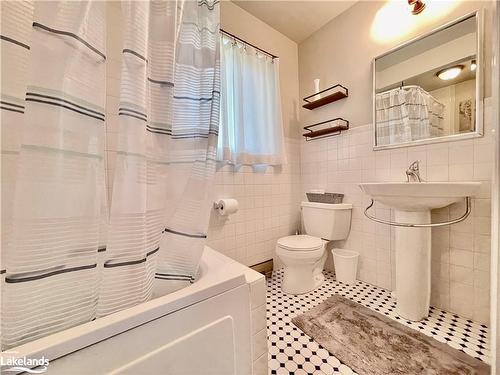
(1, 246), (266, 375)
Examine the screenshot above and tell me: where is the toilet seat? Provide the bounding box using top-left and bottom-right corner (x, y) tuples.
(276, 246), (324, 260)
(277, 235), (323, 252)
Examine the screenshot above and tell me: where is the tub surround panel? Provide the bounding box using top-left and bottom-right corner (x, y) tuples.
(10, 248), (256, 374)
(243, 264), (268, 375)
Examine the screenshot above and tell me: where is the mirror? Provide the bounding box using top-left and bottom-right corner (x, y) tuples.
(373, 11), (483, 150)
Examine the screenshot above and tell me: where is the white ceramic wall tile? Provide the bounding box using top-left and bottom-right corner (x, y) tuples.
(241, 264), (268, 375)
(250, 278), (267, 308)
(253, 352), (268, 375)
(300, 114), (494, 324)
(206, 138), (302, 267)
(253, 328), (267, 361)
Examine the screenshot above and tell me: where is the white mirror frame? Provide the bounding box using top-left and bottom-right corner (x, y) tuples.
(372, 10), (484, 151)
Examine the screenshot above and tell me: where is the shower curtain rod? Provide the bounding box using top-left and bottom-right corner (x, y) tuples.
(220, 29), (278, 59)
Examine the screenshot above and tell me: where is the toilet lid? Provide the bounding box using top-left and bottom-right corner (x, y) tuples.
(277, 235), (323, 251)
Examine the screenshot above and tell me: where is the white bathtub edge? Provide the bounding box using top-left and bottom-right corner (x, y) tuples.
(1, 246), (248, 369)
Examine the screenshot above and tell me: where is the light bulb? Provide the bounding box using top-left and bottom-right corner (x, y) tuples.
(436, 66), (463, 80)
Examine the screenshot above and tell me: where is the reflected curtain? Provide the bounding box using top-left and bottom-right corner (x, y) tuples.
(375, 86), (445, 145)
(217, 34), (284, 165)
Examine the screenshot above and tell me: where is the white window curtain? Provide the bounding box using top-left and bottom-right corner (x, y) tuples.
(218, 34), (285, 165)
(375, 85), (445, 145)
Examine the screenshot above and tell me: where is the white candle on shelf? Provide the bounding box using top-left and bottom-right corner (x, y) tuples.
(313, 79), (321, 101)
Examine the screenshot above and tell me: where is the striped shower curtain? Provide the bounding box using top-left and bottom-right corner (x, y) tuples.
(375, 86), (445, 146)
(1, 1), (107, 349)
(1, 0), (219, 349)
(98, 0), (220, 315)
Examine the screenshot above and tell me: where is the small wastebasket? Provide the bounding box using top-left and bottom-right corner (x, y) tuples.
(332, 249), (359, 285)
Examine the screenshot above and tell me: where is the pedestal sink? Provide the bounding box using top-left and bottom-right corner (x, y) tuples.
(359, 182), (481, 321)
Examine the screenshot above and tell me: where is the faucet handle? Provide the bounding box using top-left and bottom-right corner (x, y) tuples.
(406, 160), (423, 182)
(409, 160), (420, 171)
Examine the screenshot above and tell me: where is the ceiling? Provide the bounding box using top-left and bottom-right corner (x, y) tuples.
(232, 1), (358, 43)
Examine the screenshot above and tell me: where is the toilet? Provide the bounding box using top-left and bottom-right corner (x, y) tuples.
(276, 202), (352, 294)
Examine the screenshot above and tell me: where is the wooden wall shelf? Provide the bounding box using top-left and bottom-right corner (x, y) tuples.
(303, 118), (349, 141)
(302, 84), (348, 110)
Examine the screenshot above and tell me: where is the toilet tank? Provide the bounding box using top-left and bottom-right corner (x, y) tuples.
(301, 202), (352, 240)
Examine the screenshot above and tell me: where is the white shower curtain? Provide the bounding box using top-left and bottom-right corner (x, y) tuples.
(375, 85), (445, 145)
(1, 0), (219, 349)
(1, 1), (107, 349)
(217, 34), (284, 165)
(99, 0), (220, 315)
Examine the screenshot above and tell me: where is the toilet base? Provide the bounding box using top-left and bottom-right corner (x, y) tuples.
(276, 237), (329, 295)
(281, 267), (325, 295)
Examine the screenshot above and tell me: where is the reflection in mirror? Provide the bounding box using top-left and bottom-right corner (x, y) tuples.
(373, 12), (482, 149)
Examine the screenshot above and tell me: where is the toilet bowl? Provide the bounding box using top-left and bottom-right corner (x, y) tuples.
(276, 202), (352, 295)
(276, 235), (327, 294)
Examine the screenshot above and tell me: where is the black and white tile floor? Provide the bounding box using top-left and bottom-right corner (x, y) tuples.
(267, 269), (489, 375)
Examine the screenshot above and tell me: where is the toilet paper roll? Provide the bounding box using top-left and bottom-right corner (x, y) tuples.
(216, 199), (239, 216)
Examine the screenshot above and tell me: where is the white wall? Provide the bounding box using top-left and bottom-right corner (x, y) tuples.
(299, 0), (492, 129)
(298, 0), (494, 324)
(431, 79), (476, 134)
(490, 1), (499, 371)
(206, 2), (302, 267)
(376, 32), (476, 90)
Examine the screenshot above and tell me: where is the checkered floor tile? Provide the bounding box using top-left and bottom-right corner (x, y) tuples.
(267, 269), (490, 375)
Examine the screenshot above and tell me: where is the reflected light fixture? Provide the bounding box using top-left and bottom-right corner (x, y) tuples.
(470, 60), (477, 71)
(436, 65), (464, 80)
(408, 0), (426, 15)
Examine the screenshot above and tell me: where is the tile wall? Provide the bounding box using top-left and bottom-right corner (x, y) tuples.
(206, 143), (302, 267)
(300, 100), (494, 324)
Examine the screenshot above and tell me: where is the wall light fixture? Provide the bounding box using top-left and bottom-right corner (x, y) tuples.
(408, 0), (426, 15)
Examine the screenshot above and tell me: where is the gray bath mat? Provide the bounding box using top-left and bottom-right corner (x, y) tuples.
(292, 295), (489, 375)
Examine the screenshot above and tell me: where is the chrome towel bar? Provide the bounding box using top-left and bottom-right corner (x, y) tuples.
(363, 197), (471, 228)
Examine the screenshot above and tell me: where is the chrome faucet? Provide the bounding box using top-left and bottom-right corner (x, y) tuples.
(406, 160), (422, 182)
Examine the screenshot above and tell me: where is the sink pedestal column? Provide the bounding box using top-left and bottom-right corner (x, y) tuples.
(394, 210), (431, 321)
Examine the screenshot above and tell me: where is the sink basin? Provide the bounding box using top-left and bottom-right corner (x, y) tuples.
(359, 181), (480, 321)
(359, 182), (481, 211)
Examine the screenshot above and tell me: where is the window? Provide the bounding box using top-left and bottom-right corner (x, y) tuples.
(217, 35), (285, 165)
